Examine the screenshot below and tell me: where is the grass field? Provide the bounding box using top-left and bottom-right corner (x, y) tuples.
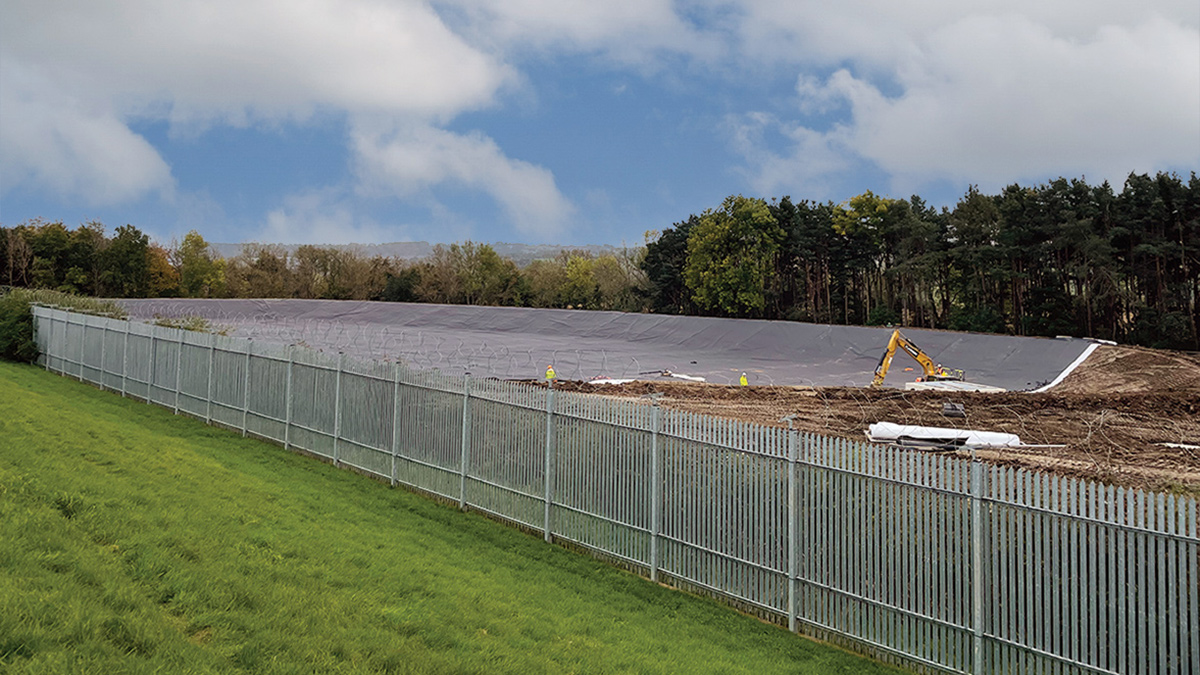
(0, 361), (901, 674)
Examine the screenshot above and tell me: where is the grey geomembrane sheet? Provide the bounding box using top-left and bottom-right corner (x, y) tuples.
(119, 299), (1094, 390)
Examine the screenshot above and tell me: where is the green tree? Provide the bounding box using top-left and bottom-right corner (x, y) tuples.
(0, 228), (8, 286)
(175, 231), (225, 298)
(522, 258), (569, 308)
(60, 221), (106, 295)
(146, 243), (181, 297)
(947, 186), (1008, 332)
(380, 266), (422, 303)
(226, 244), (291, 298)
(642, 217), (697, 314)
(886, 197), (951, 328)
(592, 252), (646, 312)
(460, 243), (521, 306)
(416, 242), (521, 306)
(684, 195), (783, 317)
(562, 252), (599, 308)
(101, 225), (151, 298)
(772, 198), (840, 323)
(831, 191), (909, 325)
(26, 220), (71, 289)
(290, 246), (388, 300)
(4, 227), (34, 287)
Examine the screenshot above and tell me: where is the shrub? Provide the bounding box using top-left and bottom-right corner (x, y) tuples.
(865, 305), (899, 327)
(11, 289), (126, 318)
(0, 289), (127, 363)
(948, 305), (1006, 334)
(151, 315), (229, 335)
(0, 292), (37, 362)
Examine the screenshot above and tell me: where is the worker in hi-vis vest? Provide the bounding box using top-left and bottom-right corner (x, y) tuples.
(739, 372), (748, 386)
(546, 365), (556, 383)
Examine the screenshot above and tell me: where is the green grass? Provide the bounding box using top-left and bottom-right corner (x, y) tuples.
(0, 361), (902, 674)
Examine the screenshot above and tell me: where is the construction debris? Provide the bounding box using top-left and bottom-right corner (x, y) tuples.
(904, 380), (1006, 392)
(941, 402), (966, 418)
(661, 371), (706, 382)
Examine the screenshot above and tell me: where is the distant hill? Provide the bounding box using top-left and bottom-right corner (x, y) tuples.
(209, 241), (626, 267)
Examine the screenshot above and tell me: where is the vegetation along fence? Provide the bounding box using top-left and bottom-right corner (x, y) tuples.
(31, 305), (1199, 675)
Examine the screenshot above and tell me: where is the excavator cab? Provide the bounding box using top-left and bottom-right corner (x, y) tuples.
(871, 329), (966, 387)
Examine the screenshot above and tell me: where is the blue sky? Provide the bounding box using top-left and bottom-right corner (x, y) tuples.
(2, 1), (1198, 248)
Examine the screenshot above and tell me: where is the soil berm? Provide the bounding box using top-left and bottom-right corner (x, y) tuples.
(551, 345), (1200, 494)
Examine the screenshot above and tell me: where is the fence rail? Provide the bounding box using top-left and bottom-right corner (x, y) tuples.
(31, 306), (1199, 675)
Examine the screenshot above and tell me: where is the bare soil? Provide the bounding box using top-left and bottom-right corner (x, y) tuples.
(551, 345), (1200, 494)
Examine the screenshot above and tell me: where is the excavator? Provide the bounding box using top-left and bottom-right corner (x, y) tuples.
(871, 329), (965, 387)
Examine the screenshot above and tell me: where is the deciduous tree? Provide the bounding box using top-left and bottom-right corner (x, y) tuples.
(683, 195), (783, 317)
(175, 231), (225, 298)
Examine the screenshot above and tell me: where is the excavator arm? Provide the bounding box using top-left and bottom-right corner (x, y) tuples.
(871, 329), (965, 387)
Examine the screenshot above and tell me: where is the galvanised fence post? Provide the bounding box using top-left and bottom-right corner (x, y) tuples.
(543, 387), (556, 543)
(99, 318), (107, 392)
(333, 352), (344, 467)
(971, 456), (985, 674)
(459, 374), (471, 510)
(390, 363), (401, 487)
(120, 319), (129, 397)
(148, 329), (157, 405)
(76, 314), (85, 381)
(785, 418), (798, 634)
(59, 309), (67, 375)
(284, 345), (294, 451)
(650, 403), (662, 582)
(241, 339), (252, 436)
(58, 309), (67, 375)
(205, 334), (215, 423)
(39, 309), (50, 373)
(173, 329), (183, 414)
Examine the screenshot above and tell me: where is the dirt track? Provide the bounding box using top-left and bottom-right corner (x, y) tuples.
(554, 345), (1200, 494)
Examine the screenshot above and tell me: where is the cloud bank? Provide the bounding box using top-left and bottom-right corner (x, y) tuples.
(1, 0), (549, 232)
(2, 0), (1196, 240)
(728, 2), (1199, 197)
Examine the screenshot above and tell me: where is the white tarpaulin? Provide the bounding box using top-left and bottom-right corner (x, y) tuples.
(867, 422), (1022, 449)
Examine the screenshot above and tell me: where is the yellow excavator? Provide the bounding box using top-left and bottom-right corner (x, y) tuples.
(871, 329), (966, 387)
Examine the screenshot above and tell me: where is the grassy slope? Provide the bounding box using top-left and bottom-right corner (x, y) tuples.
(0, 362), (901, 674)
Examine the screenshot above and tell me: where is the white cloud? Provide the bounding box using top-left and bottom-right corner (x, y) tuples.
(439, 0), (720, 64)
(726, 3), (1200, 198)
(844, 15), (1200, 189)
(0, 0), (516, 213)
(5, 0), (1197, 233)
(726, 112), (853, 199)
(0, 63), (173, 204)
(260, 189), (402, 245)
(352, 120), (575, 237)
(3, 0), (511, 124)
(793, 74), (847, 116)
(730, 1), (1198, 68)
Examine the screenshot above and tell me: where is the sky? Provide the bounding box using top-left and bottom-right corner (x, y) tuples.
(2, 1), (1198, 248)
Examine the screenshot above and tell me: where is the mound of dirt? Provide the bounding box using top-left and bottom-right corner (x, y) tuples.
(1052, 344), (1200, 394)
(549, 344), (1200, 493)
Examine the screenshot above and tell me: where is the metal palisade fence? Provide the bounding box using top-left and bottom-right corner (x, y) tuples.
(31, 306), (1199, 675)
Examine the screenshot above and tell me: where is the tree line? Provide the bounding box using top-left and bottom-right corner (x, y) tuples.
(645, 172), (1199, 350)
(3, 171), (1196, 349)
(0, 224), (648, 312)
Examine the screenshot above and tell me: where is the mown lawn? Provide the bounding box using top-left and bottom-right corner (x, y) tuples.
(0, 361), (901, 674)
